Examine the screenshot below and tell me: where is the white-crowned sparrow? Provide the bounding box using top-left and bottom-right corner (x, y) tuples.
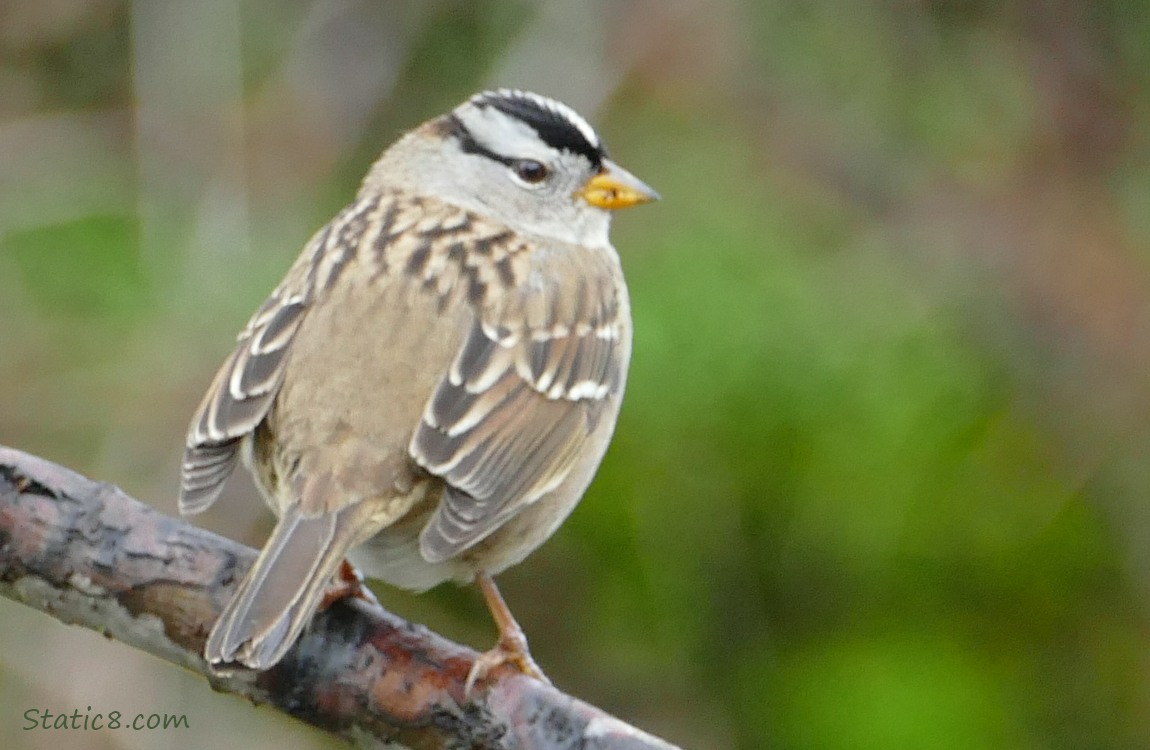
(179, 89), (657, 688)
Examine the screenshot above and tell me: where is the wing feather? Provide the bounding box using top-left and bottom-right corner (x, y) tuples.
(179, 297), (310, 514)
(179, 193), (385, 515)
(411, 278), (627, 562)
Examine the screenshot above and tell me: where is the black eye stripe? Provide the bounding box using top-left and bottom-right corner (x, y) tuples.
(443, 116), (551, 186)
(445, 114), (517, 167)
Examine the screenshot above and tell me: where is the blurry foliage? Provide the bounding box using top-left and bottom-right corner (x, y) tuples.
(4, 216), (146, 320)
(0, 3), (129, 113)
(4, 2), (1150, 750)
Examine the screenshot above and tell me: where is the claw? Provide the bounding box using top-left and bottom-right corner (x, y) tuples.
(320, 559), (379, 610)
(465, 573), (551, 696)
(465, 626), (551, 696)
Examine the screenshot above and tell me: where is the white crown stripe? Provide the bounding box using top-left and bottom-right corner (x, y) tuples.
(471, 89), (601, 150)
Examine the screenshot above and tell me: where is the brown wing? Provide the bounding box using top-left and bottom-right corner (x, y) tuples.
(179, 194), (384, 514)
(410, 263), (629, 563)
(179, 295), (308, 514)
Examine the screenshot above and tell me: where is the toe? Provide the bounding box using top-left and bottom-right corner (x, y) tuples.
(464, 639), (550, 697)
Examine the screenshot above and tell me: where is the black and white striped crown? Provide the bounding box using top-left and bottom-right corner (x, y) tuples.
(452, 89), (607, 168)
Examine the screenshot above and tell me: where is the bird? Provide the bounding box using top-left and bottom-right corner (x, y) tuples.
(178, 89), (658, 689)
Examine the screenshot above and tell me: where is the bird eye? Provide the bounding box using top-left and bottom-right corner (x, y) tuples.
(512, 159), (549, 184)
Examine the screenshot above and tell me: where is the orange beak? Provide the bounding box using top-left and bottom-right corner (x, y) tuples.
(579, 159), (660, 210)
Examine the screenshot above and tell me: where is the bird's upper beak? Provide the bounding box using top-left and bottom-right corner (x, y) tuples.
(579, 159), (660, 210)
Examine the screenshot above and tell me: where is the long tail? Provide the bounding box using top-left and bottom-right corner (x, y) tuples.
(205, 504), (368, 670)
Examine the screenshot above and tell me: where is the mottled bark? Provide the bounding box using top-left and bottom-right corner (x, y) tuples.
(0, 446), (678, 750)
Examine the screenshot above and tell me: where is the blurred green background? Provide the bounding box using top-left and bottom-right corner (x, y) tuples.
(4, 1), (1150, 748)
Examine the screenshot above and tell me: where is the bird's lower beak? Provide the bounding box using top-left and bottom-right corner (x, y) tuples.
(579, 160), (660, 210)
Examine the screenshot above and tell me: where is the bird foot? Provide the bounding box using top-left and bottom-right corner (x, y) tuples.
(320, 559), (379, 610)
(465, 628), (551, 696)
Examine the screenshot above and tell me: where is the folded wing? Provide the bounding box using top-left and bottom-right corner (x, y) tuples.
(411, 271), (627, 562)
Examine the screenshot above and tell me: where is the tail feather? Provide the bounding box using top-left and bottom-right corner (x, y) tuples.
(205, 505), (365, 669)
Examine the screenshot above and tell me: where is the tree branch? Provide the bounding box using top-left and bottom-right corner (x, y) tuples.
(0, 445), (680, 750)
